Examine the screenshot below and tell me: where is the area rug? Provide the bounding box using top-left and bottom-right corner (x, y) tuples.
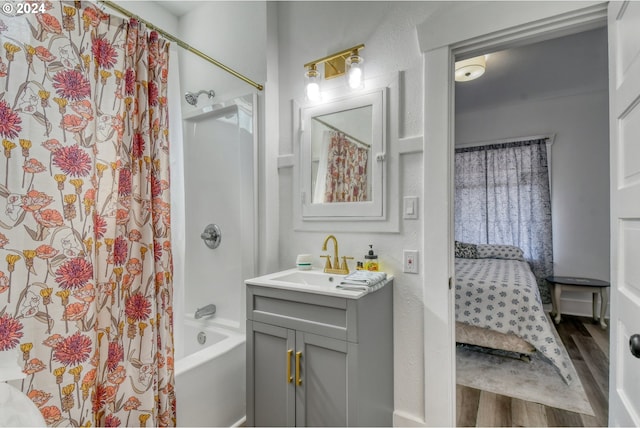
(456, 327), (594, 416)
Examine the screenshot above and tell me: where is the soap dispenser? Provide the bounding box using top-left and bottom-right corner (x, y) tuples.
(364, 244), (379, 271)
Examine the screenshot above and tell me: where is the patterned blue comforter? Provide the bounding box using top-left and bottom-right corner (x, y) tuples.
(455, 257), (574, 384)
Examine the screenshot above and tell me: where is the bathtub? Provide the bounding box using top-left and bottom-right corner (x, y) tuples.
(175, 317), (246, 427)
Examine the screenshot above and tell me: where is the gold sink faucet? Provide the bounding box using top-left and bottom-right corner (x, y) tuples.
(321, 234), (352, 274)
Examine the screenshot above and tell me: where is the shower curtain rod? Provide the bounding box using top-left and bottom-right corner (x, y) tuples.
(312, 117), (371, 148)
(99, 1), (264, 91)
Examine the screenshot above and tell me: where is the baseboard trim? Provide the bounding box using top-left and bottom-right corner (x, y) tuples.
(544, 296), (610, 320)
(231, 415), (246, 427)
(393, 410), (425, 427)
(559, 296), (609, 319)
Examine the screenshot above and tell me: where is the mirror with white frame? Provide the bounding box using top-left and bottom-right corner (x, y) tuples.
(300, 88), (385, 219)
(293, 74), (400, 233)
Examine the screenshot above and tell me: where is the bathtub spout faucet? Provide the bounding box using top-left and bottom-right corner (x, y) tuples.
(195, 304), (217, 319)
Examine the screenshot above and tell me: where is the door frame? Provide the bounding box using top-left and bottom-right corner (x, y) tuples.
(419, 2), (608, 426)
(607, 2), (640, 425)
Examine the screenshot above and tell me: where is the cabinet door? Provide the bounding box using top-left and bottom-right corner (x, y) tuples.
(247, 321), (296, 427)
(295, 331), (356, 427)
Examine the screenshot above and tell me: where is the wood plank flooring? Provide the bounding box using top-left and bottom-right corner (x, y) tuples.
(456, 315), (609, 427)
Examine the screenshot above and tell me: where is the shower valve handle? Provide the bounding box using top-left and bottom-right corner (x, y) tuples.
(201, 224), (222, 249)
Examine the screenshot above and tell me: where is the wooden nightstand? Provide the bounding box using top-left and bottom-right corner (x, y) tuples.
(546, 276), (610, 329)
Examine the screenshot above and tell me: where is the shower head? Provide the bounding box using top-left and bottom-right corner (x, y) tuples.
(185, 92), (198, 106)
(185, 89), (216, 106)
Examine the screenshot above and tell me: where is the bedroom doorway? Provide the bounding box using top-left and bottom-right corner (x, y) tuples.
(453, 25), (610, 427)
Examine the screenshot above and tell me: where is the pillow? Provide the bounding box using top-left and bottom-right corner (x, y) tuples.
(454, 241), (478, 259)
(476, 244), (525, 261)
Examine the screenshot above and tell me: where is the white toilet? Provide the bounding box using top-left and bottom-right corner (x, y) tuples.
(0, 350), (46, 427)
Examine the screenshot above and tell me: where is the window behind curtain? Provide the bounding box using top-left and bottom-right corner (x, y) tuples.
(454, 138), (553, 303)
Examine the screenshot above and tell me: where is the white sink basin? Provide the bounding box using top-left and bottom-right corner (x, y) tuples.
(269, 270), (343, 287)
(245, 268), (371, 298)
(246, 268), (392, 299)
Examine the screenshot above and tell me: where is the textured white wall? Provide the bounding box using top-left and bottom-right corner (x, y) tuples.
(274, 2), (440, 424)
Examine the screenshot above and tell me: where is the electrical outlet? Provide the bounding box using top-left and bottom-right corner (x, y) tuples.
(403, 250), (419, 273)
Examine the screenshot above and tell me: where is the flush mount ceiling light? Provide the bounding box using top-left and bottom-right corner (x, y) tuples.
(455, 55), (486, 82)
(304, 43), (365, 101)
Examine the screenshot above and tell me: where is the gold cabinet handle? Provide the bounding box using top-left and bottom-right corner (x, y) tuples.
(286, 349), (293, 383)
(295, 351), (302, 385)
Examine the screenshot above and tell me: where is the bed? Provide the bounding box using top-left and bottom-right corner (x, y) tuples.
(454, 242), (574, 384)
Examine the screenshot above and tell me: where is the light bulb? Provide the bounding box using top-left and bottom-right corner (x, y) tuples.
(306, 81), (320, 101)
(348, 66), (362, 89)
(346, 54), (364, 90)
(305, 65), (321, 101)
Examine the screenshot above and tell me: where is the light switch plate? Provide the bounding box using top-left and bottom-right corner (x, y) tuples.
(403, 196), (418, 219)
(403, 250), (419, 273)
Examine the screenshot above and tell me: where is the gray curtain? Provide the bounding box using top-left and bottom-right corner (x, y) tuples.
(454, 139), (553, 303)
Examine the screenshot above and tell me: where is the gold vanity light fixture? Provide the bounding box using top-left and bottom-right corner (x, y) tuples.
(304, 43), (365, 101)
(455, 55), (487, 82)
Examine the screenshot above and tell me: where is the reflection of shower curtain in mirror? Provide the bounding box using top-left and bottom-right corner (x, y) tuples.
(321, 131), (368, 202)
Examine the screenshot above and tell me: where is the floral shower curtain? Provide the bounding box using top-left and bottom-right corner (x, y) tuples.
(0, 2), (175, 426)
(323, 130), (368, 203)
(454, 139), (553, 303)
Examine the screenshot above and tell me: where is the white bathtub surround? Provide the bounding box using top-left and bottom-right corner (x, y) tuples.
(175, 317), (246, 427)
(181, 94), (257, 328)
(173, 94), (257, 426)
(168, 43), (186, 361)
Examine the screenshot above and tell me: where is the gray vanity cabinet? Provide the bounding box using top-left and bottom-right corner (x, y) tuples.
(245, 280), (393, 427)
(248, 321), (295, 427)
